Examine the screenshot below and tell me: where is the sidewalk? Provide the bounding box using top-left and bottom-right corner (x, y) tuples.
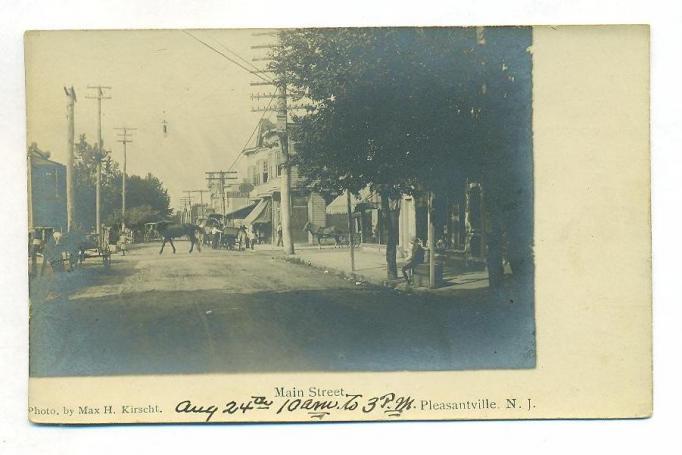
(286, 246), (490, 293)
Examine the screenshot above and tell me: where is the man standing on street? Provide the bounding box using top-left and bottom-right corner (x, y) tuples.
(249, 225), (257, 250)
(401, 236), (424, 284)
(276, 223), (283, 247)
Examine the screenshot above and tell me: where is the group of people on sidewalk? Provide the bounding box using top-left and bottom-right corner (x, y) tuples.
(239, 223), (284, 249)
(236, 225), (257, 250)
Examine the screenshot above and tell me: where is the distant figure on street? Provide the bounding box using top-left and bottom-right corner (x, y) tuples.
(63, 227), (86, 270)
(40, 231), (64, 276)
(29, 229), (42, 277)
(401, 236), (425, 283)
(276, 223), (283, 247)
(196, 225), (206, 247)
(248, 225), (257, 250)
(118, 229), (130, 256)
(211, 225), (221, 249)
(237, 225), (248, 251)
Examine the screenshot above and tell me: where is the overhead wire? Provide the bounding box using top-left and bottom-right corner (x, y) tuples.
(225, 89), (278, 172)
(182, 30), (274, 83)
(182, 30), (280, 173)
(208, 32), (272, 75)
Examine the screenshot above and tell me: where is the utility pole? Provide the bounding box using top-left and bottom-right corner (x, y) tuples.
(64, 86), (77, 231)
(188, 190), (209, 219)
(427, 191), (437, 289)
(115, 127), (136, 231)
(86, 85), (111, 234)
(179, 197), (192, 223)
(276, 84), (294, 255)
(249, 35), (299, 255)
(205, 171), (238, 219)
(183, 191), (194, 223)
(346, 190), (356, 272)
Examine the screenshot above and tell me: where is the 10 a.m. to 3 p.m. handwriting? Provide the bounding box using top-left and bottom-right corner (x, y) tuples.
(175, 393), (415, 422)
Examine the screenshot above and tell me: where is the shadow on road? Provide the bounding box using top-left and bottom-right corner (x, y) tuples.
(30, 284), (535, 377)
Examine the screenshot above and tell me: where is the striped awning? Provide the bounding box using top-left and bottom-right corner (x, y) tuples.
(243, 199), (272, 225)
(224, 201), (258, 219)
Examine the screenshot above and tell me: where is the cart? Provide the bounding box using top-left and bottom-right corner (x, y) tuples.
(144, 222), (161, 242)
(81, 229), (112, 267)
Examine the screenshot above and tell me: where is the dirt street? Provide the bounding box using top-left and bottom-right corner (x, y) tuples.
(30, 241), (535, 376)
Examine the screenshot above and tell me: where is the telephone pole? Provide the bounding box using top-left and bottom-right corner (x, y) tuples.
(205, 171), (238, 219)
(64, 86), (77, 231)
(188, 190), (209, 219)
(115, 127), (136, 231)
(86, 85), (111, 234)
(179, 197), (192, 223)
(249, 35), (297, 255)
(276, 84), (294, 254)
(183, 191), (194, 223)
(346, 190), (356, 271)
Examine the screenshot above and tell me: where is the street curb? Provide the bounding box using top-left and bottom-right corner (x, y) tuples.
(274, 254), (431, 296)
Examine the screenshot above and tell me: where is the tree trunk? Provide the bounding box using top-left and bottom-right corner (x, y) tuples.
(381, 192), (399, 280)
(506, 207), (534, 289)
(486, 204), (505, 289)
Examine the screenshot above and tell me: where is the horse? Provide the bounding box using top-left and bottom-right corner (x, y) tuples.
(61, 230), (87, 269)
(303, 222), (344, 247)
(156, 222), (203, 254)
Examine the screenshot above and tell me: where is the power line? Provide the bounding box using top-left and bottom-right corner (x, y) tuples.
(183, 30), (273, 84)
(208, 32), (268, 75)
(225, 89), (277, 172)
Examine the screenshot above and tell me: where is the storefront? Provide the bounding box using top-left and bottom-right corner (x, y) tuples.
(222, 201), (258, 228)
(243, 198), (272, 243)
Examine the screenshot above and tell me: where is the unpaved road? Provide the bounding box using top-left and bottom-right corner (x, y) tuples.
(30, 241), (535, 376)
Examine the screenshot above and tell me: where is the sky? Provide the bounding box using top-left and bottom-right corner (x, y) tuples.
(25, 29), (279, 212)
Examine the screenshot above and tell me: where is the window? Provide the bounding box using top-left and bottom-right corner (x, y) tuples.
(262, 160), (269, 183)
(274, 151), (282, 177)
(248, 165), (259, 185)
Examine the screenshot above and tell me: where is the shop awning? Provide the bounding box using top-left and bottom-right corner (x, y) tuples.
(326, 191), (362, 215)
(326, 188), (378, 215)
(243, 199), (272, 225)
(224, 201), (258, 219)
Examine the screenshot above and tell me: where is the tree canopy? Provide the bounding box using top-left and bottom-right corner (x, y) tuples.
(272, 27), (533, 284)
(73, 134), (171, 230)
(274, 27), (531, 198)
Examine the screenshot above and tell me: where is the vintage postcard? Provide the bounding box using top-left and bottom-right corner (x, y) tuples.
(25, 25), (651, 424)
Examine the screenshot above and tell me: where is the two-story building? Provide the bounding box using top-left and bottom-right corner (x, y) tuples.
(27, 144), (67, 232)
(239, 119), (326, 245)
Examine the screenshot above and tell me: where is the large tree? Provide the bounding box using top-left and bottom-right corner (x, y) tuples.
(273, 27), (533, 285)
(73, 135), (171, 231)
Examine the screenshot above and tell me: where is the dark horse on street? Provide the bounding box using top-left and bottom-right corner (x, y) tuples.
(156, 221), (203, 254)
(303, 222), (344, 247)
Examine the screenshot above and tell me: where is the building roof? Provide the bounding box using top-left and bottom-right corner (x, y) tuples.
(30, 150), (65, 168)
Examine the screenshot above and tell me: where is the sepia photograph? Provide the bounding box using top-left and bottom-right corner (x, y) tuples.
(26, 27), (536, 378)
(1, 0), (673, 449)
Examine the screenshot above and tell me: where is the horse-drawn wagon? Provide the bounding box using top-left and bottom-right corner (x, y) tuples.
(303, 222), (360, 247)
(79, 229), (112, 266)
(144, 222), (161, 242)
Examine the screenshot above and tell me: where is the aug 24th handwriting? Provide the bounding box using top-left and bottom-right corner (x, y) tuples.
(175, 393), (415, 422)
